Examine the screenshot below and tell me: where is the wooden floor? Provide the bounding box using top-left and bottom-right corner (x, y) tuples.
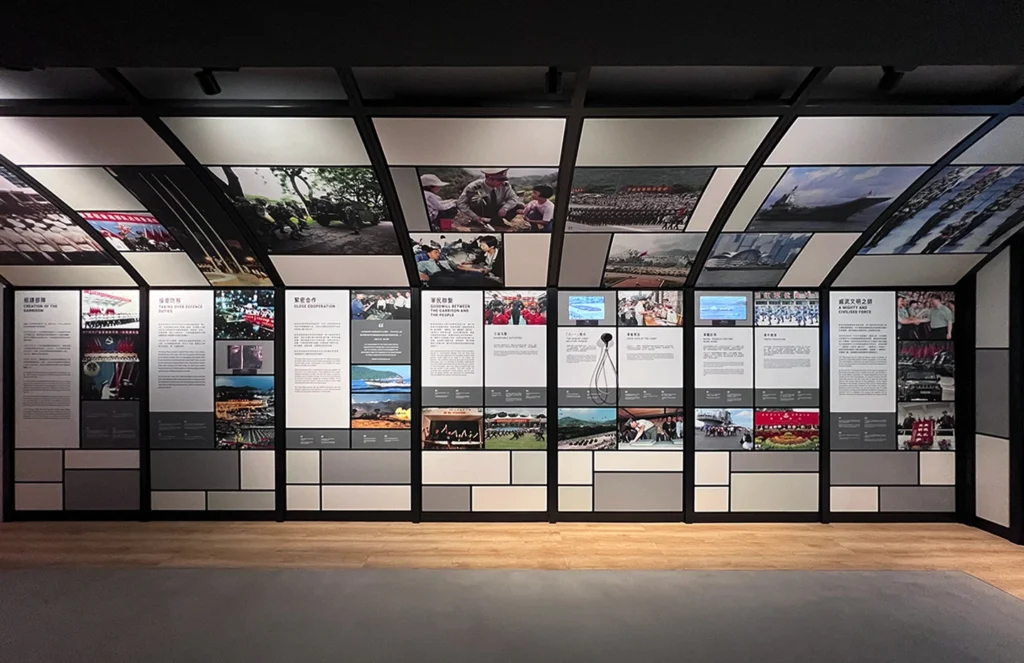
(1, 522), (1022, 598)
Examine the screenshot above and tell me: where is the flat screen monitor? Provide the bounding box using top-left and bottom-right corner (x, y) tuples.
(699, 295), (747, 321)
(568, 295), (605, 321)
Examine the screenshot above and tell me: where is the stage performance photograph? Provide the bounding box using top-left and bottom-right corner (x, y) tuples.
(557, 408), (617, 450)
(754, 290), (819, 326)
(617, 408), (685, 449)
(417, 167), (559, 233)
(412, 233), (504, 286)
(214, 376), (276, 449)
(617, 290), (682, 326)
(567, 166), (714, 232)
(215, 289), (275, 340)
(897, 291), (955, 340)
(81, 331), (141, 401)
(484, 408), (547, 450)
(421, 408), (484, 449)
(484, 290), (547, 325)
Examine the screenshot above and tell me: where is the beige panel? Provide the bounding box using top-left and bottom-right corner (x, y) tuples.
(472, 486), (547, 512)
(240, 450), (276, 490)
(835, 254), (984, 287)
(163, 117), (369, 166)
(918, 452), (955, 486)
(0, 117), (180, 165)
(777, 233), (859, 287)
(391, 167), (430, 231)
(730, 473), (818, 512)
(124, 253), (208, 287)
(151, 491), (206, 511)
(594, 451), (683, 472)
(558, 486), (593, 512)
(504, 234), (551, 287)
(63, 450), (139, 469)
(0, 265), (135, 287)
(558, 451), (593, 485)
(694, 486), (730, 512)
(421, 451), (510, 485)
(976, 435), (1010, 527)
(206, 491), (275, 511)
(511, 451), (547, 485)
(321, 485), (411, 511)
(694, 452), (730, 486)
(558, 233), (610, 287)
(722, 167), (786, 231)
(687, 167), (743, 233)
(953, 117), (1024, 165)
(575, 118), (777, 167)
(373, 118), (565, 166)
(976, 248), (1010, 348)
(270, 255), (410, 287)
(15, 483), (63, 511)
(24, 167), (147, 211)
(285, 485), (320, 511)
(829, 486), (879, 513)
(286, 450), (320, 485)
(766, 116), (987, 165)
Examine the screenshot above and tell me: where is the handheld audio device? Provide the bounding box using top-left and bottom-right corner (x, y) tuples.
(589, 332), (617, 405)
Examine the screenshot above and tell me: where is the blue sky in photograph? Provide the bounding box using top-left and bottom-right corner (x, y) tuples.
(558, 408), (617, 423)
(761, 166), (926, 210)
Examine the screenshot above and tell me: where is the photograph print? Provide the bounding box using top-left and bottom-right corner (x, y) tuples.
(602, 233), (705, 288)
(484, 290), (547, 325)
(107, 166), (272, 286)
(754, 290), (819, 327)
(695, 408), (754, 451)
(0, 166), (112, 265)
(897, 291), (954, 341)
(214, 375), (275, 449)
(351, 365), (412, 392)
(557, 408), (617, 450)
(862, 166), (1024, 255)
(81, 290), (141, 330)
(421, 408), (484, 449)
(412, 233), (503, 287)
(749, 166), (926, 232)
(754, 408), (820, 451)
(567, 167), (715, 232)
(79, 212), (181, 253)
(617, 290), (682, 326)
(81, 331), (140, 400)
(351, 392), (412, 429)
(214, 289), (275, 340)
(418, 167), (558, 233)
(898, 341), (954, 402)
(484, 407), (547, 450)
(697, 233), (811, 287)
(211, 166), (400, 255)
(898, 402), (955, 451)
(350, 290), (412, 320)
(617, 408), (685, 449)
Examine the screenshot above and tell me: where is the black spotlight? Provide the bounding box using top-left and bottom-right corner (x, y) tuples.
(878, 65), (914, 93)
(545, 66), (563, 94)
(195, 68), (222, 96)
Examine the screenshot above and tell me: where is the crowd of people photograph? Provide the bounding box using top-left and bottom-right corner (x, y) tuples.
(602, 234), (703, 287)
(556, 408), (618, 450)
(412, 233), (504, 286)
(419, 167), (558, 233)
(754, 291), (819, 326)
(483, 408), (547, 450)
(485, 291), (547, 325)
(897, 291), (955, 340)
(617, 290), (683, 326)
(81, 212), (181, 253)
(214, 376), (276, 449)
(421, 408), (485, 449)
(616, 408), (685, 449)
(566, 167), (713, 232)
(351, 291), (412, 320)
(898, 403), (955, 451)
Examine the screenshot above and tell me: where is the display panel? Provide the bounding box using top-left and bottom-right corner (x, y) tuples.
(896, 290), (955, 450)
(698, 233), (811, 287)
(568, 295), (605, 322)
(566, 167), (714, 232)
(694, 327), (754, 406)
(484, 407), (547, 450)
(557, 407), (617, 450)
(210, 166), (400, 255)
(699, 295), (748, 323)
(416, 167), (559, 233)
(286, 290), (350, 430)
(602, 233), (704, 287)
(421, 291), (484, 405)
(79, 212), (181, 252)
(754, 290), (819, 326)
(484, 290), (547, 406)
(411, 233), (504, 287)
(616, 290), (682, 326)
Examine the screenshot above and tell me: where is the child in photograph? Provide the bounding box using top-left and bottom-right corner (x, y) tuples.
(522, 185), (555, 232)
(420, 173), (458, 231)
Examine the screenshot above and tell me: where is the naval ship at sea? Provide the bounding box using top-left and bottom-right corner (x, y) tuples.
(755, 186), (888, 221)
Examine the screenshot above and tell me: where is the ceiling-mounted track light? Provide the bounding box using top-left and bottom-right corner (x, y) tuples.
(195, 68), (222, 96)
(545, 66), (563, 94)
(877, 65), (916, 93)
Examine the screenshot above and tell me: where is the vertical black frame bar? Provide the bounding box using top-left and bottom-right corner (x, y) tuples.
(410, 288), (422, 523)
(1, 286), (13, 521)
(819, 286), (831, 522)
(274, 287), (287, 521)
(1009, 237), (1024, 543)
(138, 286), (152, 520)
(545, 286), (558, 522)
(683, 288), (696, 523)
(547, 67), (590, 286)
(955, 274), (977, 523)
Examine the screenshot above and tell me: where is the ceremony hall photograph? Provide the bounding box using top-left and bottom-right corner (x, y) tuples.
(411, 233), (504, 286)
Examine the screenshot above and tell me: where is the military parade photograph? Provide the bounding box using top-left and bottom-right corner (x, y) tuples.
(698, 232), (811, 287)
(617, 408), (685, 449)
(80, 211), (181, 252)
(602, 233), (704, 287)
(411, 233), (504, 286)
(483, 408), (547, 450)
(484, 290), (547, 325)
(557, 408), (617, 450)
(695, 408), (754, 451)
(215, 289), (275, 340)
(566, 167), (714, 232)
(214, 375), (275, 449)
(897, 291), (954, 340)
(749, 166), (926, 232)
(754, 290), (819, 326)
(862, 166), (1024, 255)
(211, 166), (400, 255)
(417, 167), (558, 233)
(617, 290), (683, 326)
(898, 402), (955, 450)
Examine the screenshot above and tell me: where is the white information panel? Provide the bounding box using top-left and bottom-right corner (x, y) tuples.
(618, 327), (684, 389)
(485, 324), (547, 387)
(286, 289), (350, 428)
(754, 327), (819, 389)
(149, 290), (213, 412)
(829, 291), (896, 412)
(15, 290), (80, 448)
(557, 327), (617, 388)
(694, 327), (754, 389)
(422, 291), (483, 387)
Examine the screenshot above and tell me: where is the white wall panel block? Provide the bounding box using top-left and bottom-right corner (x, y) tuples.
(976, 248), (1010, 348)
(694, 452), (730, 486)
(504, 234), (551, 287)
(723, 167), (786, 231)
(687, 167), (743, 232)
(15, 483), (63, 511)
(512, 451), (547, 485)
(240, 450), (276, 490)
(835, 254), (983, 287)
(954, 117), (1024, 165)
(558, 452), (593, 485)
(124, 253), (208, 287)
(24, 167), (148, 211)
(286, 485), (321, 511)
(778, 233), (859, 287)
(576, 118), (777, 166)
(593, 451), (683, 472)
(694, 486), (730, 513)
(0, 265), (135, 287)
(0, 117), (181, 166)
(64, 450), (139, 469)
(976, 435), (1010, 527)
(731, 473), (818, 512)
(472, 486), (547, 512)
(374, 118), (565, 166)
(271, 255), (410, 287)
(919, 452), (956, 486)
(321, 485), (411, 511)
(207, 491), (275, 511)
(830, 486), (880, 513)
(151, 491), (206, 511)
(558, 486), (593, 512)
(286, 450), (320, 485)
(422, 451), (510, 485)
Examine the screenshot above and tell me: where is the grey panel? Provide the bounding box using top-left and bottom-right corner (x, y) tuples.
(697, 268), (787, 288)
(879, 486), (956, 512)
(81, 401), (140, 449)
(151, 412), (215, 449)
(731, 452), (819, 472)
(64, 470), (140, 511)
(422, 486), (471, 512)
(694, 388), (754, 407)
(830, 413), (897, 450)
(352, 430), (411, 449)
(320, 451), (410, 484)
(694, 291), (753, 326)
(558, 388), (619, 406)
(15, 450), (63, 482)
(830, 451), (917, 486)
(976, 349), (1009, 439)
(556, 290), (616, 326)
(593, 473), (683, 512)
(486, 387), (547, 406)
(351, 321), (412, 364)
(559, 235), (612, 287)
(150, 450), (240, 491)
(423, 387), (484, 407)
(620, 388), (684, 407)
(756, 389), (819, 407)
(391, 166), (431, 231)
(286, 429), (351, 449)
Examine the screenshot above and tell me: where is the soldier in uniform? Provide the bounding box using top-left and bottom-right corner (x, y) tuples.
(457, 168), (524, 231)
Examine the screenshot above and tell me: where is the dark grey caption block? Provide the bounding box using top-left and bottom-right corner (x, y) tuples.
(830, 413), (897, 450)
(351, 320), (411, 364)
(879, 486), (956, 512)
(730, 452), (819, 472)
(756, 389), (819, 407)
(422, 486), (471, 512)
(830, 451), (918, 486)
(558, 388), (619, 407)
(14, 450), (63, 482)
(422, 387), (484, 407)
(620, 388), (684, 407)
(321, 451), (410, 484)
(486, 387), (547, 406)
(286, 429), (351, 449)
(593, 473), (683, 512)
(695, 388), (753, 407)
(82, 401), (140, 449)
(150, 450), (240, 491)
(64, 469), (140, 511)
(150, 412), (215, 449)
(976, 349), (1009, 439)
(352, 430), (410, 449)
